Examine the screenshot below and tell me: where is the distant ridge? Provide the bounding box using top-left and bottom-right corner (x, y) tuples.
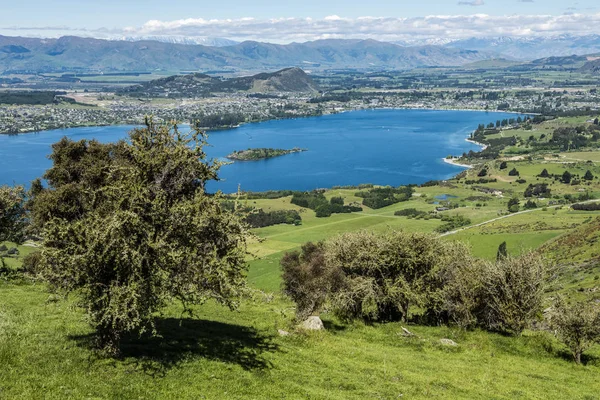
(0, 35), (493, 73)
(119, 67), (320, 97)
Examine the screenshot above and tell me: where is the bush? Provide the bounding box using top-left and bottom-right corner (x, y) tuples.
(508, 168), (520, 176)
(479, 252), (547, 335)
(441, 252), (547, 334)
(435, 215), (472, 233)
(21, 251), (41, 274)
(324, 231), (470, 322)
(550, 298), (600, 364)
(281, 242), (340, 321)
(571, 203), (600, 211)
(315, 204), (332, 218)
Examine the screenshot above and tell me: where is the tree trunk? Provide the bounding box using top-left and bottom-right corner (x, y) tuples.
(574, 350), (582, 365)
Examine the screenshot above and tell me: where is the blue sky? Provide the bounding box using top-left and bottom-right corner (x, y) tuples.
(1, 0), (599, 42)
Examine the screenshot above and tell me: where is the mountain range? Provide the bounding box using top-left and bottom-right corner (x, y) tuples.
(0, 35), (493, 73)
(2, 34), (600, 74)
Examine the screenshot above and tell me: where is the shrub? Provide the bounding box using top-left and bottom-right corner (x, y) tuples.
(550, 298), (600, 364)
(325, 231), (470, 322)
(21, 251), (41, 274)
(479, 252), (547, 335)
(315, 204), (332, 218)
(508, 168), (519, 176)
(507, 197), (520, 212)
(499, 161), (508, 170)
(330, 196), (344, 206)
(281, 242), (340, 321)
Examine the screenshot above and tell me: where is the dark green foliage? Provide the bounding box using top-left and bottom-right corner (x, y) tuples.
(464, 178), (497, 185)
(34, 121), (250, 353)
(550, 297), (600, 364)
(524, 200), (538, 209)
(477, 168), (488, 177)
(435, 215), (472, 233)
(315, 204), (332, 218)
(330, 197), (344, 206)
(291, 191), (328, 210)
(496, 242), (507, 261)
(583, 170), (594, 181)
(394, 208), (429, 218)
(499, 161), (508, 170)
(245, 209), (301, 228)
(0, 91), (61, 105)
(571, 202), (600, 211)
(280, 242), (341, 321)
(236, 190), (296, 200)
(539, 168), (550, 178)
(524, 183), (550, 198)
(561, 171), (572, 184)
(227, 147), (305, 161)
(194, 113), (246, 128)
(508, 168), (520, 176)
(0, 185), (27, 245)
(507, 197), (520, 212)
(355, 186), (413, 209)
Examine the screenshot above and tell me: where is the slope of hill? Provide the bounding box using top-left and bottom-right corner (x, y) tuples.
(444, 35), (600, 60)
(580, 58), (600, 74)
(0, 35), (493, 73)
(119, 67), (320, 97)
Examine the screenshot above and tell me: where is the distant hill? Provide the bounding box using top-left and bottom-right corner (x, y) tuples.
(580, 58), (600, 74)
(502, 54), (598, 72)
(0, 35), (494, 73)
(442, 35), (600, 61)
(119, 67), (320, 97)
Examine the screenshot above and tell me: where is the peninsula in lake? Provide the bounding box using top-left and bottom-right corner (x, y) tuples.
(226, 147), (307, 161)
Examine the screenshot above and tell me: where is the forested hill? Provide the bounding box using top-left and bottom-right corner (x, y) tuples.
(0, 35), (493, 73)
(119, 67), (320, 97)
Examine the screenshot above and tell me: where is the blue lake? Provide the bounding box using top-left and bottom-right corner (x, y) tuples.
(0, 109), (519, 192)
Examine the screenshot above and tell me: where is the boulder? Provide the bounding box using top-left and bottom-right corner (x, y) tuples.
(440, 338), (458, 347)
(278, 329), (290, 336)
(299, 316), (324, 331)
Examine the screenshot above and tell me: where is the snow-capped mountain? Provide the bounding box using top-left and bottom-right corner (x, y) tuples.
(121, 36), (239, 47)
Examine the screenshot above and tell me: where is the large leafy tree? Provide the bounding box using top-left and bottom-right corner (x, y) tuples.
(35, 121), (250, 353)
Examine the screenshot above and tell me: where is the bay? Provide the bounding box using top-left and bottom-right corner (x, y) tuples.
(0, 109), (519, 192)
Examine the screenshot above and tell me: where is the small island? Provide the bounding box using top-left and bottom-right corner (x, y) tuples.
(226, 147), (307, 161)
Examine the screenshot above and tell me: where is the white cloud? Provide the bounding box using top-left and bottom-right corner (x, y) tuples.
(3, 13), (600, 43)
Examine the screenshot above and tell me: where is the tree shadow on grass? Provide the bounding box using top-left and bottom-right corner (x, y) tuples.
(70, 318), (279, 376)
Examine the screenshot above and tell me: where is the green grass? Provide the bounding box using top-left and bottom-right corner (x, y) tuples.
(1, 282), (599, 399)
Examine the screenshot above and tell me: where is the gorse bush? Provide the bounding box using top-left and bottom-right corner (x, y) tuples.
(34, 121), (250, 354)
(550, 297), (600, 364)
(280, 242), (341, 321)
(282, 232), (548, 335)
(477, 252), (547, 335)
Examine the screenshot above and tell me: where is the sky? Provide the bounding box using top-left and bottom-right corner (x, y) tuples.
(1, 0), (600, 43)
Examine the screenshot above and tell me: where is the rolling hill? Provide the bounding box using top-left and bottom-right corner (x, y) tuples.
(119, 67), (320, 97)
